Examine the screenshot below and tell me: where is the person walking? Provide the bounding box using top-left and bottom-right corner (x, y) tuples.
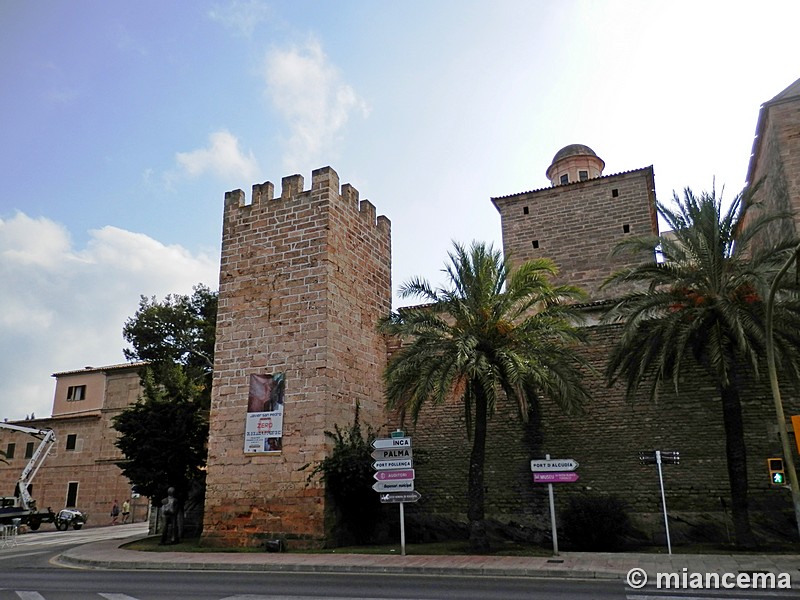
(110, 499), (120, 525)
(121, 499), (130, 524)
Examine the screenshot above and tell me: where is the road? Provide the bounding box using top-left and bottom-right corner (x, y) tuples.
(0, 525), (797, 599)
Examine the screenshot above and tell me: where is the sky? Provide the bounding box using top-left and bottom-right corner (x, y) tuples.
(1, 0), (798, 422)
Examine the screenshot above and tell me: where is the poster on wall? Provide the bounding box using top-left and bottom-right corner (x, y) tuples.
(244, 373), (285, 454)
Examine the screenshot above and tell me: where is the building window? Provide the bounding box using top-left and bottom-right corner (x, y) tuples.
(560, 174), (569, 185)
(612, 188), (619, 198)
(5, 443), (14, 459)
(25, 442), (34, 459)
(67, 385), (86, 401)
(579, 170), (588, 181)
(66, 434), (78, 451)
(523, 206), (529, 215)
(66, 482), (79, 508)
(532, 240), (540, 249)
(623, 224), (631, 234)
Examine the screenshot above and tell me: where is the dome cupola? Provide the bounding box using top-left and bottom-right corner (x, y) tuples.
(546, 144), (605, 186)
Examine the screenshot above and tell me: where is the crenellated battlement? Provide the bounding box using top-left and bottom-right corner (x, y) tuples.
(223, 166), (390, 234)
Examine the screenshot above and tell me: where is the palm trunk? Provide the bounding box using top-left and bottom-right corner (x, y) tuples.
(467, 387), (490, 553)
(720, 382), (757, 548)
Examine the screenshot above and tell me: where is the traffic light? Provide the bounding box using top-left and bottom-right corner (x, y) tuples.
(768, 457), (786, 485)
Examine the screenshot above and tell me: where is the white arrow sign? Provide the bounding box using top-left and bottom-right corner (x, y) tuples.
(373, 480), (415, 492)
(530, 458), (579, 472)
(371, 447), (413, 461)
(372, 437), (412, 449)
(373, 459), (413, 470)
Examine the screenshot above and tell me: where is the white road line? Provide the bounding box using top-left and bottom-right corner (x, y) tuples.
(99, 594), (141, 600)
(15, 592), (46, 600)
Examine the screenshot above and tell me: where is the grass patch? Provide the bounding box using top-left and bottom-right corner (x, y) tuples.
(122, 536), (553, 556)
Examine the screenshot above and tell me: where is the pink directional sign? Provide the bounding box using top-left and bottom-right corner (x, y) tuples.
(533, 471), (579, 483)
(374, 469), (415, 481)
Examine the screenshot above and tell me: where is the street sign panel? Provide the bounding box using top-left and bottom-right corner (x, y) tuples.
(374, 469), (415, 482)
(533, 472), (580, 483)
(530, 458), (579, 472)
(372, 480), (414, 492)
(380, 491), (421, 504)
(372, 437), (412, 449)
(371, 447), (413, 461)
(373, 459), (413, 470)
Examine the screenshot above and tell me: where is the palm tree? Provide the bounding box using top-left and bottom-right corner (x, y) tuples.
(603, 187), (800, 548)
(378, 241), (592, 553)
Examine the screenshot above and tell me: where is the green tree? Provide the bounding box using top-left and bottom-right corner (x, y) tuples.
(378, 241), (591, 553)
(113, 284), (217, 516)
(603, 188), (800, 548)
(113, 368), (208, 504)
(122, 284), (217, 408)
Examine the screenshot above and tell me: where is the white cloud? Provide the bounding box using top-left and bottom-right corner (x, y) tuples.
(208, 0), (273, 37)
(264, 38), (369, 172)
(175, 129), (260, 182)
(0, 213), (218, 422)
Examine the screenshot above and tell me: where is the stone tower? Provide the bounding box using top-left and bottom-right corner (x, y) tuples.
(743, 77), (800, 248)
(202, 166), (392, 548)
(492, 144), (658, 301)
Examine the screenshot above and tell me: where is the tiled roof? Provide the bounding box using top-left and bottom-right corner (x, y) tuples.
(491, 166), (654, 202)
(51, 361), (149, 377)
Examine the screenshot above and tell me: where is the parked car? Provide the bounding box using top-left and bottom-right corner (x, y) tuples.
(54, 508), (87, 531)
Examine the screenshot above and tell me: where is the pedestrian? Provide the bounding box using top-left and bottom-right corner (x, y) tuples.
(110, 499), (120, 524)
(160, 487), (179, 545)
(121, 499), (130, 524)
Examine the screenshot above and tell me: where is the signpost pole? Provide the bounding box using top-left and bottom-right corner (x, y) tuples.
(656, 450), (672, 555)
(400, 501), (406, 556)
(545, 453), (559, 556)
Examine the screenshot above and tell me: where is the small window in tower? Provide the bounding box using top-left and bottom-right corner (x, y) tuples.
(5, 443), (15, 459)
(612, 188), (619, 198)
(66, 434), (78, 451)
(560, 174), (569, 185)
(25, 442), (34, 459)
(523, 206), (529, 215)
(579, 170), (588, 181)
(623, 224), (631, 234)
(532, 240), (540, 249)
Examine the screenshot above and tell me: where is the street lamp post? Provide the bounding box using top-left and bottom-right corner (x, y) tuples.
(765, 241), (800, 540)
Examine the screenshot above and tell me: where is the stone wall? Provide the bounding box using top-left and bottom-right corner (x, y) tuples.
(391, 321), (800, 540)
(202, 167), (391, 548)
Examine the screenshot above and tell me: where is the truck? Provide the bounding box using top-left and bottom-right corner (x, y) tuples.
(0, 422), (57, 530)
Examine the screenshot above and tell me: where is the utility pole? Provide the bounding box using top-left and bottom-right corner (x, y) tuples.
(765, 242), (800, 541)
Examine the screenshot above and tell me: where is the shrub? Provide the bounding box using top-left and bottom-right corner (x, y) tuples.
(561, 494), (632, 551)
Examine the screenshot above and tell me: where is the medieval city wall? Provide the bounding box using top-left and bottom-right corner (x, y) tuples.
(202, 167), (391, 547)
(394, 322), (800, 542)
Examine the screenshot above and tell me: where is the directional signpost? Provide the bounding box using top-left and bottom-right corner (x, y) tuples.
(531, 455), (580, 556)
(638, 449), (680, 555)
(372, 430), (419, 556)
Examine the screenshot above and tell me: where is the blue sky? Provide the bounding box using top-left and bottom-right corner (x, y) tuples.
(1, 0), (798, 421)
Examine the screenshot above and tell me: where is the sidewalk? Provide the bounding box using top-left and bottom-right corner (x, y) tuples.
(56, 531), (800, 584)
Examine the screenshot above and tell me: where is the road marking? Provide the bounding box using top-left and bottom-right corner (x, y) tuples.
(15, 592), (46, 600)
(99, 594), (141, 600)
(0, 550), (49, 560)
